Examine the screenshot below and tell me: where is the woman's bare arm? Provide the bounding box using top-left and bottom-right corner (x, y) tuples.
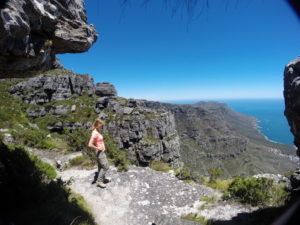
(88, 135), (98, 151)
(88, 134), (105, 152)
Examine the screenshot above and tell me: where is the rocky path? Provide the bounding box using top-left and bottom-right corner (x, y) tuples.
(59, 166), (214, 225)
(58, 165), (258, 225)
(26, 148), (258, 225)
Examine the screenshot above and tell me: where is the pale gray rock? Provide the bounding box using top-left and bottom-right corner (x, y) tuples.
(95, 82), (117, 97)
(123, 107), (133, 114)
(71, 104), (76, 112)
(98, 111), (108, 120)
(0, 129), (14, 143)
(0, 0), (97, 77)
(10, 72), (95, 103)
(100, 97), (183, 167)
(59, 166), (214, 225)
(51, 105), (69, 115)
(48, 121), (91, 133)
(28, 147), (83, 170)
(253, 174), (291, 186)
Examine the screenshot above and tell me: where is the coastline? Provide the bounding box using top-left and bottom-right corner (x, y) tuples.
(166, 99), (295, 147)
(252, 118), (280, 143)
(252, 118), (296, 148)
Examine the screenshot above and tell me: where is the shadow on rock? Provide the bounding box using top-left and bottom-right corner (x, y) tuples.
(0, 141), (96, 225)
(211, 195), (300, 225)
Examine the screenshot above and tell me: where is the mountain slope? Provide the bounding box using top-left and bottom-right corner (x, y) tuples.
(1, 70), (298, 179)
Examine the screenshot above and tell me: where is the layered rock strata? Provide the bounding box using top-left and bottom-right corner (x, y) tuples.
(10, 73), (182, 167)
(0, 0), (97, 77)
(97, 97), (182, 167)
(10, 71), (95, 103)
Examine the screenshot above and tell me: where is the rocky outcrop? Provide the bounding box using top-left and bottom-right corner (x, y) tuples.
(98, 97), (182, 167)
(0, 0), (97, 77)
(284, 57), (300, 157)
(95, 82), (118, 97)
(9, 73), (182, 167)
(10, 70), (95, 103)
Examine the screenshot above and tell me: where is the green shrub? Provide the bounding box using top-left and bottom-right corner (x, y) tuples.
(176, 166), (192, 181)
(149, 160), (172, 172)
(0, 79), (30, 129)
(103, 132), (130, 171)
(69, 155), (88, 166)
(143, 136), (159, 146)
(23, 129), (47, 146)
(44, 39), (53, 47)
(68, 191), (93, 215)
(208, 168), (223, 183)
(283, 169), (294, 177)
(28, 152), (57, 179)
(181, 213), (211, 225)
(64, 128), (90, 152)
(11, 128), (58, 150)
(269, 184), (290, 206)
(206, 179), (233, 191)
(200, 195), (218, 203)
(36, 137), (58, 150)
(223, 176), (290, 207)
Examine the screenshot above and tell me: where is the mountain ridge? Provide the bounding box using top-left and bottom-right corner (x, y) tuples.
(1, 69), (298, 178)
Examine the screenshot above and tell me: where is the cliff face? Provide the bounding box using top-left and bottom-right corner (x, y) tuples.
(284, 57), (300, 157)
(99, 98), (182, 167)
(8, 71), (182, 168)
(0, 0), (97, 77)
(136, 100), (299, 177)
(4, 70), (299, 176)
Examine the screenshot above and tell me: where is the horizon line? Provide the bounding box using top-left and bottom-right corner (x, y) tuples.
(137, 97), (285, 102)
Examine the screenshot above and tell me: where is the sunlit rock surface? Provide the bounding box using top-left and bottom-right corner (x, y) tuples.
(0, 0), (97, 77)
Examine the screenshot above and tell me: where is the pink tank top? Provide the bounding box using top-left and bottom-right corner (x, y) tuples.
(92, 129), (105, 151)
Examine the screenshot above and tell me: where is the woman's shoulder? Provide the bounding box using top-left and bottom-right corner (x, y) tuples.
(92, 129), (99, 135)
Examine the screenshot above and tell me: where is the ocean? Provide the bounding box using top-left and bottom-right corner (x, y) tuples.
(163, 99), (294, 146)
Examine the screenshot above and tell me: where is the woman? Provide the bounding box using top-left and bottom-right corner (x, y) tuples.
(88, 118), (109, 188)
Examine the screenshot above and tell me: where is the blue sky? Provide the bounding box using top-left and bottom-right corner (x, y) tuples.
(59, 0), (300, 101)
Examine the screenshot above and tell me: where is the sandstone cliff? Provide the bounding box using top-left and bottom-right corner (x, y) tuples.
(0, 0), (97, 77)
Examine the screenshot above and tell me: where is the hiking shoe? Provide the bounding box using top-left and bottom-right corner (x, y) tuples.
(96, 181), (107, 188)
(104, 178), (111, 183)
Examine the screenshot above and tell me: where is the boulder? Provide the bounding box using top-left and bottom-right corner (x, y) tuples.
(95, 82), (117, 97)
